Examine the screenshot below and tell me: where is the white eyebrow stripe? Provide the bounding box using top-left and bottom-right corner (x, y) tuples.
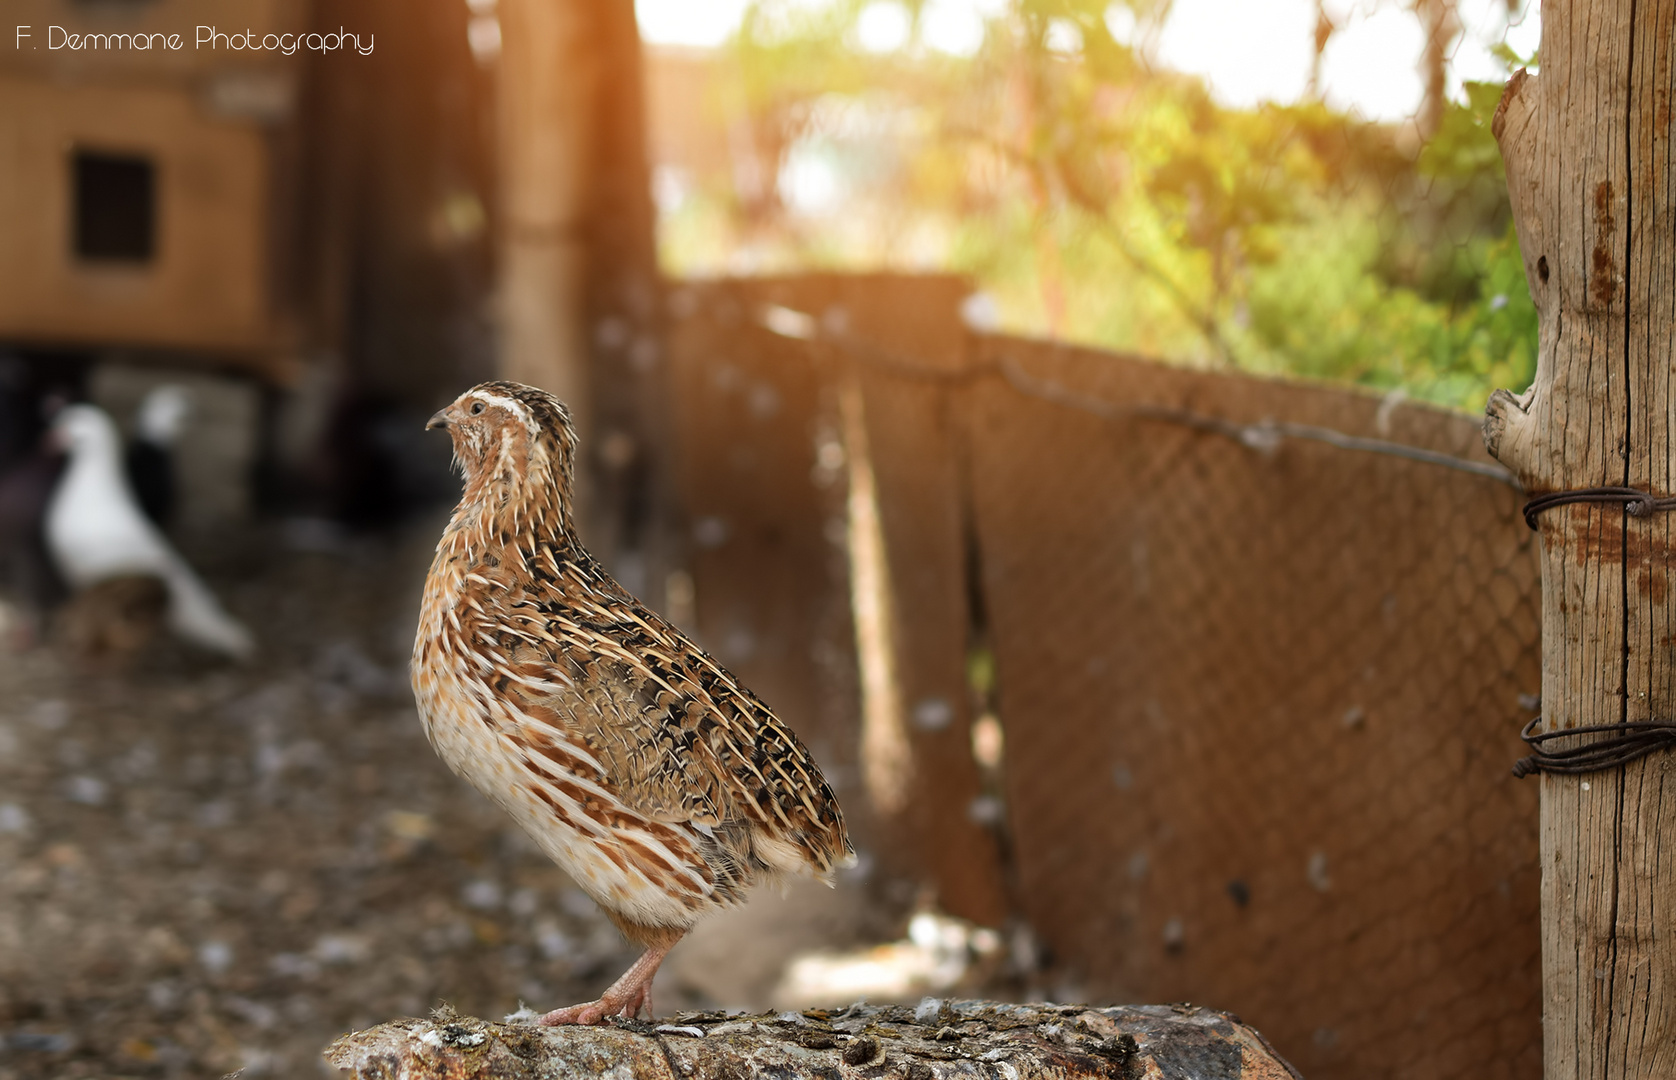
(466, 390), (538, 435)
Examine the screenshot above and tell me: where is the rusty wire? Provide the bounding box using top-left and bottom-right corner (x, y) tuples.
(1521, 486), (1676, 530)
(1508, 491), (1676, 775)
(755, 304), (1521, 490)
(1511, 716), (1676, 777)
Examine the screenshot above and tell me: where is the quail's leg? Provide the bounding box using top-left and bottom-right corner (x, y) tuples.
(538, 936), (681, 1026)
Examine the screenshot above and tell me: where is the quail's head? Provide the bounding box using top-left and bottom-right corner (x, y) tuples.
(427, 381), (578, 498)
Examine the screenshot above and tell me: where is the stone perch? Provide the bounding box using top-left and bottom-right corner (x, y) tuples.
(324, 1000), (1301, 1080)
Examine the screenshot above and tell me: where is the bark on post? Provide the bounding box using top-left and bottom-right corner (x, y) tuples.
(324, 1000), (1301, 1080)
(1485, 7), (1676, 1077)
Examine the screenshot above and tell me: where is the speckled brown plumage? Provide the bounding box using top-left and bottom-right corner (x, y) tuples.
(411, 380), (852, 1024)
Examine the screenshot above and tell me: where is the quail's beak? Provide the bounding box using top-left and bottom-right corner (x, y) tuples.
(426, 407), (452, 431)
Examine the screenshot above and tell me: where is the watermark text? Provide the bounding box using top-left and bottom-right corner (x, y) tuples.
(14, 25), (374, 55)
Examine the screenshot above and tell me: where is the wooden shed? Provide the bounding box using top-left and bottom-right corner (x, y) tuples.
(0, 0), (301, 380)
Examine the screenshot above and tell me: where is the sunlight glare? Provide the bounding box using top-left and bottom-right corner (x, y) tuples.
(1154, 0), (1314, 109)
(634, 0), (1542, 121)
(1319, 6), (1424, 121)
(856, 1), (912, 52)
(922, 0), (987, 56)
(1446, 0), (1541, 95)
(1104, 4), (1137, 46)
(635, 0), (753, 47)
(780, 146), (843, 213)
(1503, 1), (1540, 61)
(1044, 18), (1084, 54)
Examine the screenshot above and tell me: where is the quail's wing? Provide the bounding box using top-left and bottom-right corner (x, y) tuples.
(497, 589), (851, 876)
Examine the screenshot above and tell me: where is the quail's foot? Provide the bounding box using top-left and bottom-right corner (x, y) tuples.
(537, 941), (668, 1025)
(537, 975), (652, 1025)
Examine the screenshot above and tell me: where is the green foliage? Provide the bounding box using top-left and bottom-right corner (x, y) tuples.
(1239, 210), (1536, 408)
(657, 1), (1536, 410)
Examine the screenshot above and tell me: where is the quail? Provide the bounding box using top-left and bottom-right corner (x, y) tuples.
(412, 381), (853, 1025)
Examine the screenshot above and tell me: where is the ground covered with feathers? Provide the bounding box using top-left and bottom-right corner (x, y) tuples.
(0, 519), (900, 1079)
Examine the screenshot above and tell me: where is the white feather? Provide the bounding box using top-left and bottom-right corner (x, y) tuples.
(44, 404), (255, 660)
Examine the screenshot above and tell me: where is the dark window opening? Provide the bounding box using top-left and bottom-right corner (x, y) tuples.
(73, 151), (156, 262)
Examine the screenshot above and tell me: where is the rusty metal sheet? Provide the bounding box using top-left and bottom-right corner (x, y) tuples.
(726, 273), (1007, 926)
(665, 281), (860, 798)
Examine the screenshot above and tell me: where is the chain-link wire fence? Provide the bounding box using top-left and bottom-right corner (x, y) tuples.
(666, 273), (1542, 1079)
(960, 333), (1541, 1079)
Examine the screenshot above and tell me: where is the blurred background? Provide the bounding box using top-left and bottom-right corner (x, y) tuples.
(0, 1), (1543, 1078)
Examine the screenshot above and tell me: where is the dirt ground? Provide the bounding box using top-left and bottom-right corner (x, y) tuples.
(0, 517), (903, 1079)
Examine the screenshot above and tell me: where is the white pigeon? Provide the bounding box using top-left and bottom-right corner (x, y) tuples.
(45, 403), (255, 660)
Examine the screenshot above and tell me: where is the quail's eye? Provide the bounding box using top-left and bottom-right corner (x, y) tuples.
(470, 401), (485, 415)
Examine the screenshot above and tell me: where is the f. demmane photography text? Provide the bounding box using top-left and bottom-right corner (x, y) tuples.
(13, 25), (374, 55)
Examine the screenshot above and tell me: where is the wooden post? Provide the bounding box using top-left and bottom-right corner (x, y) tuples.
(574, 0), (675, 591)
(495, 0), (671, 580)
(1486, 6), (1676, 1077)
(495, 0), (595, 432)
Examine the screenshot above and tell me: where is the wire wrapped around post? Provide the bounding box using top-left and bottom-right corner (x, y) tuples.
(1512, 487), (1676, 775)
(1522, 486), (1676, 530)
(1512, 716), (1676, 777)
